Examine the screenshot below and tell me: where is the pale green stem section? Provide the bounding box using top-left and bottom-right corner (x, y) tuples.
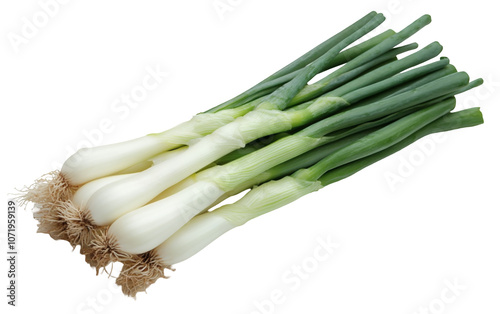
(199, 134), (330, 191)
(214, 177), (322, 226)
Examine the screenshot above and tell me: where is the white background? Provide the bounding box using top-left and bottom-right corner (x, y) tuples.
(1, 1), (499, 313)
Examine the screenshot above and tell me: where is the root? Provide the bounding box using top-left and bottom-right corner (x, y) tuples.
(16, 171), (77, 244)
(116, 251), (174, 298)
(32, 204), (70, 242)
(19, 171), (77, 242)
(60, 201), (102, 249)
(86, 228), (137, 274)
(18, 170), (76, 209)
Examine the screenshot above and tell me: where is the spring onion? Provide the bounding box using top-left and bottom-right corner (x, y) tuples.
(16, 12), (486, 299)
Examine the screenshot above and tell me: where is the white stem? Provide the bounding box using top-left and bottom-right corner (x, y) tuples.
(149, 146), (188, 165)
(148, 174), (198, 203)
(108, 181), (225, 254)
(155, 212), (236, 265)
(153, 177), (323, 264)
(72, 174), (134, 208)
(62, 135), (168, 185)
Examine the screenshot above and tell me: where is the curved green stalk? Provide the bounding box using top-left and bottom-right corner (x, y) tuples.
(293, 98), (457, 181)
(257, 14), (386, 110)
(299, 71), (469, 138)
(319, 107), (484, 185)
(351, 63), (458, 108)
(205, 11), (384, 113)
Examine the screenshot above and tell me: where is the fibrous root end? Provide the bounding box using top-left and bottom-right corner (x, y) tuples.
(116, 251), (174, 298)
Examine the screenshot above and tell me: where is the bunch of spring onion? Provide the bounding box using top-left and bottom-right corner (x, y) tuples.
(19, 12), (485, 297)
